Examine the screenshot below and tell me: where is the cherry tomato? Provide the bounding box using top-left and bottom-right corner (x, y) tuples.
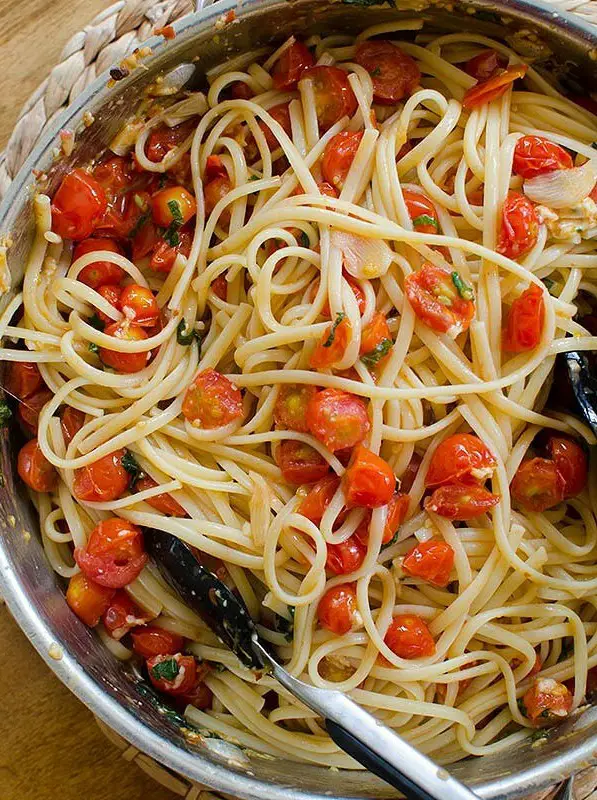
(73, 448), (129, 502)
(425, 433), (497, 487)
(462, 64), (528, 110)
(204, 175), (232, 218)
(151, 186), (197, 228)
(132, 625), (185, 658)
(310, 315), (351, 369)
(317, 584), (359, 635)
(384, 614), (435, 659)
(299, 475), (341, 524)
(343, 445), (395, 508)
(301, 66), (358, 131)
(119, 284), (160, 327)
(99, 321), (149, 374)
(512, 135), (573, 179)
(180, 680), (213, 710)
(523, 677), (572, 725)
(51, 169), (108, 240)
(93, 156), (132, 194)
(5, 361), (43, 400)
(131, 214), (161, 260)
(135, 475), (188, 517)
(147, 653), (197, 696)
(355, 40), (420, 105)
(272, 40), (314, 90)
(547, 437), (588, 498)
(425, 483), (500, 519)
(182, 369), (243, 429)
(326, 534), (367, 575)
(150, 228), (193, 273)
(66, 572), (115, 627)
(211, 274), (228, 300)
(231, 81), (254, 99)
(306, 388), (370, 452)
(93, 284), (122, 326)
(17, 438), (58, 492)
(17, 388), (52, 436)
(402, 190), (439, 234)
(73, 238), (125, 288)
(310, 274), (365, 318)
(356, 491), (410, 545)
(75, 517), (147, 589)
(510, 457), (564, 511)
(359, 311), (391, 363)
(102, 590), (153, 640)
(402, 539), (455, 587)
(502, 283), (544, 352)
(61, 406), (85, 447)
(404, 264), (475, 336)
(464, 49), (508, 82)
(274, 385), (318, 434)
(205, 155), (228, 181)
(259, 103), (292, 151)
(275, 440), (330, 484)
(145, 120), (195, 163)
(321, 131), (363, 191)
(318, 181), (339, 198)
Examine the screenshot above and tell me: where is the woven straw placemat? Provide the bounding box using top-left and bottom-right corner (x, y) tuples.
(3, 0), (597, 797)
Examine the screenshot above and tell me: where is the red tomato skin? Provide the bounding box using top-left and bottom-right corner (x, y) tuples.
(136, 475), (188, 517)
(231, 81), (254, 100)
(404, 264), (475, 336)
(99, 321), (149, 374)
(211, 274), (228, 300)
(359, 312), (391, 358)
(272, 40), (315, 90)
(182, 369), (243, 429)
(344, 445), (395, 508)
(204, 175), (232, 217)
(425, 483), (500, 519)
(355, 40), (420, 105)
(322, 132), (364, 190)
(299, 475), (341, 524)
(462, 64), (528, 110)
(464, 49), (508, 81)
(318, 181), (339, 199)
(66, 572), (115, 627)
(17, 439), (57, 492)
(547, 437), (587, 498)
(17, 388), (52, 436)
(132, 626), (184, 658)
(384, 614), (436, 659)
(205, 155), (228, 181)
(523, 677), (573, 725)
(274, 385), (318, 433)
(61, 406), (85, 447)
(180, 681), (213, 710)
(102, 590), (153, 640)
(74, 238), (125, 288)
(402, 190), (439, 234)
(425, 433), (497, 487)
(145, 121), (195, 163)
(150, 229), (193, 273)
(151, 186), (197, 228)
(497, 191), (539, 260)
(119, 284), (160, 327)
(73, 449), (129, 502)
(317, 584), (359, 634)
(301, 66), (358, 131)
(93, 156), (131, 193)
(96, 284), (122, 326)
(513, 135), (573, 179)
(310, 316), (351, 369)
(326, 535), (367, 575)
(275, 440), (330, 484)
(402, 539), (455, 587)
(383, 492), (410, 543)
(502, 283), (545, 352)
(511, 457), (565, 511)
(147, 654), (197, 696)
(259, 103), (292, 150)
(306, 388), (370, 452)
(5, 361), (43, 400)
(74, 517), (147, 589)
(51, 169), (108, 240)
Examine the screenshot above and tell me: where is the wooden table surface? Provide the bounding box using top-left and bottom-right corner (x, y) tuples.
(0, 1), (176, 797)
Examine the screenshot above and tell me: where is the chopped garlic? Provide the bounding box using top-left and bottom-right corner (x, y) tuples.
(537, 197), (597, 244)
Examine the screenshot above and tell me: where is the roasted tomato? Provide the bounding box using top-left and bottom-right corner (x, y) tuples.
(132, 625), (185, 658)
(402, 539), (455, 587)
(343, 445), (395, 508)
(404, 264), (475, 336)
(211, 274), (228, 300)
(182, 369), (243, 429)
(73, 238), (125, 288)
(425, 433), (496, 487)
(425, 483), (500, 519)
(147, 653), (197, 696)
(384, 614), (435, 659)
(5, 361), (43, 400)
(51, 169), (108, 240)
(326, 534), (367, 575)
(99, 321), (149, 374)
(18, 439), (57, 492)
(74, 517), (147, 589)
(275, 440), (330, 485)
(136, 475), (188, 517)
(402, 189), (439, 234)
(61, 406), (85, 447)
(359, 312), (392, 366)
(272, 40), (315, 90)
(274, 384), (318, 433)
(298, 475), (341, 524)
(502, 283), (544, 352)
(310, 314), (352, 369)
(180, 678), (213, 710)
(150, 228), (193, 273)
(512, 135), (573, 179)
(321, 131), (363, 191)
(317, 584), (360, 635)
(306, 388), (370, 452)
(511, 457), (564, 512)
(547, 436), (588, 498)
(310, 275), (366, 318)
(464, 49), (508, 82)
(462, 64), (528, 110)
(522, 677), (573, 725)
(119, 284), (160, 327)
(259, 103), (292, 151)
(145, 120), (195, 163)
(66, 572), (115, 627)
(102, 590), (153, 640)
(17, 388), (52, 436)
(497, 191), (539, 260)
(96, 284), (122, 326)
(93, 156), (131, 193)
(355, 40), (420, 105)
(151, 186), (197, 228)
(204, 175), (232, 218)
(230, 81), (254, 99)
(73, 449), (129, 502)
(301, 66), (358, 131)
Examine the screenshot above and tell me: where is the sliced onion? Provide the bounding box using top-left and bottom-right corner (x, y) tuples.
(330, 230), (393, 279)
(523, 159), (597, 209)
(110, 119), (145, 155)
(163, 92), (208, 126)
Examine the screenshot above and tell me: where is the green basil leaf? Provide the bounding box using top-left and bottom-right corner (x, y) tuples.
(412, 214), (438, 230)
(121, 450), (143, 485)
(167, 199), (184, 225)
(88, 341), (100, 354)
(451, 271), (474, 301)
(0, 401), (12, 427)
(150, 657), (180, 683)
(361, 337), (392, 367)
(177, 318), (198, 346)
(323, 312), (346, 348)
(88, 313), (105, 331)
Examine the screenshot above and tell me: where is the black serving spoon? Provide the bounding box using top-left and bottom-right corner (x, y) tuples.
(563, 350), (597, 437)
(146, 529), (481, 800)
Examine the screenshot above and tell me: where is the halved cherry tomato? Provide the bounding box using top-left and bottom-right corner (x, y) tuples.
(355, 40), (420, 105)
(73, 448), (129, 502)
(464, 49), (508, 81)
(61, 406), (85, 447)
(145, 120), (195, 163)
(301, 66), (358, 131)
(547, 436), (587, 498)
(510, 457), (564, 511)
(119, 284), (160, 327)
(402, 190), (439, 234)
(204, 175), (232, 218)
(182, 369), (243, 429)
(98, 189), (154, 240)
(502, 283), (544, 352)
(211, 274), (228, 300)
(73, 238), (125, 288)
(99, 321), (149, 373)
(5, 361), (43, 400)
(66, 572), (115, 627)
(310, 274), (365, 318)
(402, 539), (455, 587)
(205, 155), (228, 181)
(310, 315), (351, 368)
(274, 384), (318, 433)
(404, 264), (475, 336)
(498, 190), (539, 260)
(17, 388), (52, 435)
(132, 625), (185, 658)
(299, 475), (341, 524)
(343, 445), (395, 508)
(317, 584), (359, 634)
(272, 40), (314, 90)
(131, 215), (161, 260)
(259, 103), (292, 151)
(102, 590), (153, 640)
(93, 156), (131, 194)
(384, 614), (435, 659)
(318, 181), (338, 198)
(230, 81), (254, 100)
(75, 517), (147, 589)
(326, 534), (367, 575)
(51, 169), (108, 240)
(275, 440), (329, 484)
(523, 677), (573, 725)
(513, 135), (573, 179)
(425, 483), (500, 519)
(147, 653), (197, 696)
(359, 312), (391, 363)
(356, 491), (410, 545)
(181, 679), (213, 710)
(425, 433), (497, 487)
(151, 186), (197, 228)
(321, 131), (363, 191)
(306, 388), (370, 452)
(462, 64), (528, 110)
(136, 475), (188, 517)
(150, 228), (193, 273)
(96, 284), (122, 326)
(17, 438), (58, 492)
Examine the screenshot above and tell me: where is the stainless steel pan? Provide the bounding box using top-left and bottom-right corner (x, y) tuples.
(2, 1), (597, 796)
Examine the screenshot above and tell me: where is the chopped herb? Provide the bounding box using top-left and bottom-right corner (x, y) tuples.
(159, 174), (168, 189)
(323, 312), (346, 348)
(122, 450), (144, 485)
(530, 729), (549, 742)
(168, 199), (184, 225)
(517, 697), (527, 715)
(451, 271), (474, 301)
(542, 277), (557, 296)
(163, 199), (184, 247)
(299, 231), (310, 248)
(370, 67), (382, 77)
(382, 529), (400, 549)
(88, 313), (105, 331)
(361, 338), (392, 367)
(249, 175), (260, 182)
(88, 341), (100, 354)
(129, 211), (150, 240)
(150, 657), (180, 683)
(412, 214), (438, 230)
(177, 318), (199, 346)
(0, 401), (12, 427)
